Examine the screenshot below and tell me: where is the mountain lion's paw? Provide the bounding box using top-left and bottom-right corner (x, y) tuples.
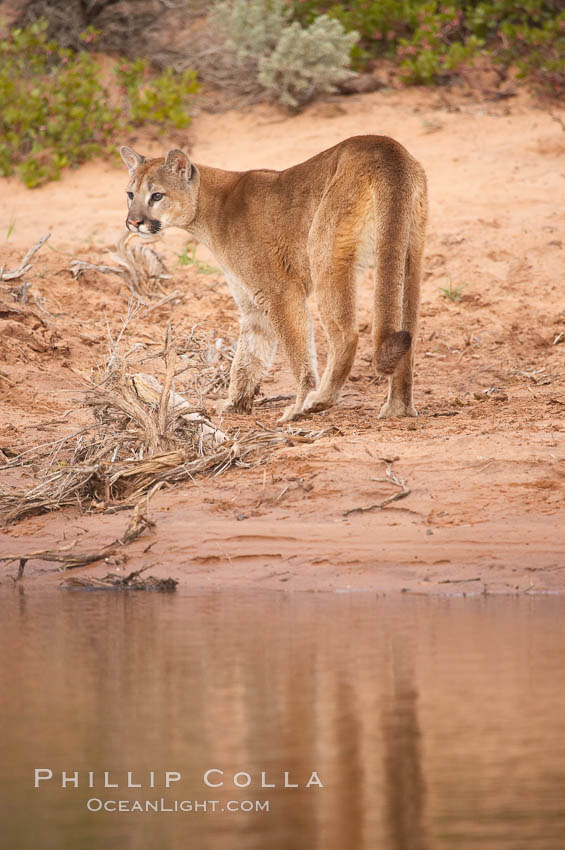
(302, 390), (332, 414)
(277, 403), (303, 424)
(217, 397), (253, 415)
(378, 400), (418, 419)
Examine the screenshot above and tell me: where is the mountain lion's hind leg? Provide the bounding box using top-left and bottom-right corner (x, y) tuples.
(301, 196), (360, 416)
(302, 261), (358, 415)
(275, 296), (319, 423)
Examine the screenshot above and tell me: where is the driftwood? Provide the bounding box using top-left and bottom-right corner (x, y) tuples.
(60, 569), (178, 591)
(0, 497), (155, 578)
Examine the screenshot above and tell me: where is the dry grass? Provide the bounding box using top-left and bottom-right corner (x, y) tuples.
(0, 230), (329, 536)
(70, 230), (181, 306)
(0, 317), (327, 526)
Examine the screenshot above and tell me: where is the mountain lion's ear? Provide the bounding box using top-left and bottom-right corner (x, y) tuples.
(165, 149), (193, 181)
(120, 146), (145, 175)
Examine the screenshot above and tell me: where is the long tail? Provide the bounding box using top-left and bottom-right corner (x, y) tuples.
(372, 177), (413, 376)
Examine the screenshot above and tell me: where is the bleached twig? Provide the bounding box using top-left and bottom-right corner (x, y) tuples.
(343, 459), (411, 517)
(0, 233), (51, 281)
(70, 231), (171, 303)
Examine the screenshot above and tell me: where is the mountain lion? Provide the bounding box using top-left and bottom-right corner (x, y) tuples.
(120, 136), (427, 422)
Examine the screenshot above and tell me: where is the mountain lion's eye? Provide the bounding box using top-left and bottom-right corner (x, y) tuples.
(127, 191), (134, 200)
(150, 192), (163, 202)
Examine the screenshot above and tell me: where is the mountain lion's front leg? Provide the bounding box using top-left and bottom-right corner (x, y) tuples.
(221, 306), (277, 414)
(217, 276), (277, 414)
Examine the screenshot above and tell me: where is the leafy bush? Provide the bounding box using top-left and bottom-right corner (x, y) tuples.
(289, 1), (565, 94)
(0, 19), (199, 188)
(114, 60), (199, 128)
(210, 0), (357, 108)
(492, 6), (565, 95)
(396, 5), (485, 85)
(290, 0), (422, 67)
(0, 20), (118, 186)
(396, 1), (565, 89)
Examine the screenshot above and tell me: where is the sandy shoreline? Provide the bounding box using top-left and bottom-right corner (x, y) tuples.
(1, 87), (564, 593)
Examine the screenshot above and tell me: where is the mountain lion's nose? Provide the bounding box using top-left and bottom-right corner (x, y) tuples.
(127, 217), (142, 228)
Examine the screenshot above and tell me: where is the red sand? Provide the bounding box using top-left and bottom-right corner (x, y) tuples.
(1, 87), (564, 593)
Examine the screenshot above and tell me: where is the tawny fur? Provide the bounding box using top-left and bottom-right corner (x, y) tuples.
(120, 137), (428, 422)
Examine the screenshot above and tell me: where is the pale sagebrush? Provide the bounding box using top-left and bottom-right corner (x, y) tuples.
(210, 0), (291, 60)
(259, 15), (358, 108)
(209, 1), (358, 108)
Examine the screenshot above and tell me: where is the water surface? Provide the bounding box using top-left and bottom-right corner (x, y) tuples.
(2, 590), (565, 849)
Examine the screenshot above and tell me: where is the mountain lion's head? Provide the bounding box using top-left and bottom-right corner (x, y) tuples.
(120, 146), (200, 236)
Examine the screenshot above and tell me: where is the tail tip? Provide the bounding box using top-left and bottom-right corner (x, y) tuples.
(374, 330), (411, 376)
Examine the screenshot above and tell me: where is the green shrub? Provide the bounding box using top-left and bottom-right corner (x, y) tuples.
(0, 18), (199, 188)
(493, 7), (565, 95)
(114, 60), (199, 128)
(397, 5), (485, 85)
(396, 1), (565, 89)
(289, 1), (565, 94)
(290, 0), (422, 67)
(210, 0), (357, 108)
(0, 20), (119, 186)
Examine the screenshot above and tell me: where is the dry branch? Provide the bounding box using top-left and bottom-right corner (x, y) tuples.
(158, 323), (176, 437)
(70, 231), (178, 304)
(256, 394), (294, 407)
(60, 567), (178, 591)
(2, 547), (113, 571)
(131, 372), (226, 445)
(0, 326), (325, 526)
(0, 497), (156, 578)
(0, 233), (51, 281)
(343, 459), (411, 517)
(438, 577), (481, 584)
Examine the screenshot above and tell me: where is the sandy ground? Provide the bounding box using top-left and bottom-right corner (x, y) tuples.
(0, 86), (564, 594)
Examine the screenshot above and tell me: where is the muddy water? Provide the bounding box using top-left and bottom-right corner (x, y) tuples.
(2, 591), (565, 850)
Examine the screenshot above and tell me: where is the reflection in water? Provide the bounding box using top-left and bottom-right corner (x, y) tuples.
(383, 640), (429, 850)
(1, 591), (565, 850)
